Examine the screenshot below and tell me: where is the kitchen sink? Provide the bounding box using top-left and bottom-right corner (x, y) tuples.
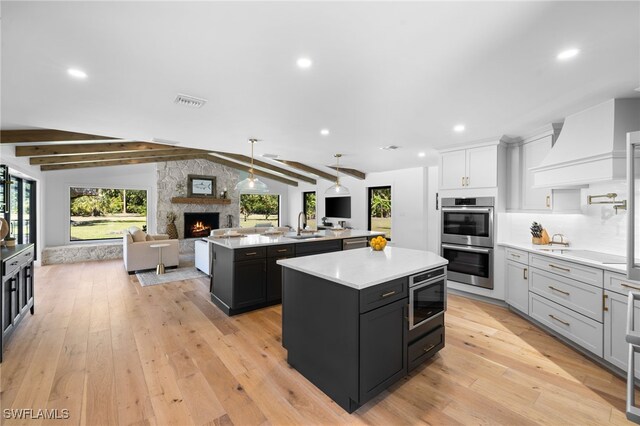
(286, 234), (321, 240)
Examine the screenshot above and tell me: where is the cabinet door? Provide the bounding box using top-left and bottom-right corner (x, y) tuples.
(466, 146), (497, 188)
(233, 259), (267, 308)
(359, 298), (407, 403)
(604, 290), (640, 374)
(440, 150), (466, 189)
(17, 268), (28, 314)
(2, 278), (14, 338)
(522, 137), (552, 210)
(506, 261), (529, 314)
(266, 256), (290, 302)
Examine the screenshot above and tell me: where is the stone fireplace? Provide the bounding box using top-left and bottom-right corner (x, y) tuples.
(184, 212), (219, 238)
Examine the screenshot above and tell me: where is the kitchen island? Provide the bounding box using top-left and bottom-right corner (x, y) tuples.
(206, 229), (384, 315)
(278, 247), (448, 413)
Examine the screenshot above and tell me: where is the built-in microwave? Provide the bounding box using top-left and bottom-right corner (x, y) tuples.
(441, 197), (494, 248)
(408, 267), (447, 330)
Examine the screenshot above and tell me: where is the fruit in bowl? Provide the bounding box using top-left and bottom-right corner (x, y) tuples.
(370, 236), (387, 251)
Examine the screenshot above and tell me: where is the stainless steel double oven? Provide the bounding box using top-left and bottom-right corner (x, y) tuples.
(441, 197), (494, 290)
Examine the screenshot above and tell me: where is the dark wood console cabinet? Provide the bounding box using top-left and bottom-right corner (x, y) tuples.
(1, 243), (35, 362)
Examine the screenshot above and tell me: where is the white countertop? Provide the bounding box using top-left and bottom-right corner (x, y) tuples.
(499, 242), (627, 274)
(206, 229), (384, 249)
(277, 246), (448, 289)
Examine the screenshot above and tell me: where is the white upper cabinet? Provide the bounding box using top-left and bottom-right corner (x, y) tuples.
(440, 145), (498, 189)
(522, 136), (553, 210)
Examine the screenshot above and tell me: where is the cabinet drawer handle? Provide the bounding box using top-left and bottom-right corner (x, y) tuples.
(381, 291), (396, 298)
(603, 294), (608, 312)
(548, 285), (570, 296)
(510, 253), (521, 258)
(621, 282), (640, 291)
(423, 344), (436, 353)
(10, 261), (18, 266)
(277, 249), (287, 253)
(548, 314), (570, 326)
(245, 252), (257, 256)
(523, 268), (528, 280)
(548, 264), (570, 273)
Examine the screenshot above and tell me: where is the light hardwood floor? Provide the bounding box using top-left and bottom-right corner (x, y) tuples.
(0, 259), (635, 425)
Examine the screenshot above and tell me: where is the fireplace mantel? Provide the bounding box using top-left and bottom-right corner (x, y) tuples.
(171, 197), (231, 205)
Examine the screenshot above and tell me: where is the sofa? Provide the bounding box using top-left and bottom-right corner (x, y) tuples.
(123, 227), (179, 274)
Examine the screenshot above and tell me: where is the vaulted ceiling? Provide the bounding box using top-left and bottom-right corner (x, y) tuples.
(2, 1), (639, 172)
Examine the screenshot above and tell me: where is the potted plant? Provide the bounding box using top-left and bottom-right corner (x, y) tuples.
(4, 236), (16, 247)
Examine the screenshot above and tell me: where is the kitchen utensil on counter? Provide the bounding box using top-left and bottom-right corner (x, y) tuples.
(530, 222), (550, 245)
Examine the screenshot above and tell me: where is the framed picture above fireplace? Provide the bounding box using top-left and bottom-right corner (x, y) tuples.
(187, 174), (216, 198)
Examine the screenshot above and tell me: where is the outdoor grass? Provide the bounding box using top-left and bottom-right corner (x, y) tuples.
(371, 217), (392, 239)
(70, 217), (147, 240)
(239, 214), (280, 228)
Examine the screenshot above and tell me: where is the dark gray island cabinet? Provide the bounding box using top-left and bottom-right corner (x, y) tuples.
(278, 247), (448, 413)
(1, 243), (35, 362)
(207, 231), (382, 316)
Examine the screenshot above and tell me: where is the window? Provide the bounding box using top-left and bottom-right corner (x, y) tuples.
(69, 187), (147, 241)
(303, 191), (316, 229)
(3, 175), (37, 247)
(368, 186), (391, 240)
(239, 194), (280, 228)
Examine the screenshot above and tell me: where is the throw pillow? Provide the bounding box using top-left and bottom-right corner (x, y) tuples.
(132, 229), (147, 242)
(128, 226), (141, 234)
(145, 234), (155, 241)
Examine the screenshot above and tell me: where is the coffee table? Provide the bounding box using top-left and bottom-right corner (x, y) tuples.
(150, 243), (171, 275)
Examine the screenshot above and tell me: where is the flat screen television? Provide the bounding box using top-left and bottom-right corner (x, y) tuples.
(325, 196), (351, 218)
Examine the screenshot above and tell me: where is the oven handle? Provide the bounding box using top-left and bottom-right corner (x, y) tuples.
(441, 207), (493, 213)
(442, 244), (492, 254)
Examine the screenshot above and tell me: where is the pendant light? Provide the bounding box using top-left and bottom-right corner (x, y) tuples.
(325, 153), (350, 195)
(234, 139), (269, 193)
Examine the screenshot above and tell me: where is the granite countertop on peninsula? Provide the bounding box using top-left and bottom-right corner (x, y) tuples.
(205, 229), (384, 249)
(277, 246), (448, 289)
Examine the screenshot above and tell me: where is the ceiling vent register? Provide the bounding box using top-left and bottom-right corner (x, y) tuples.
(174, 94), (208, 109)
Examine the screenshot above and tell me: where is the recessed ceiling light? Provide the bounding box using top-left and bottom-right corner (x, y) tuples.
(174, 93), (207, 108)
(380, 145), (400, 150)
(262, 153), (279, 159)
(418, 152), (426, 157)
(453, 124), (465, 132)
(67, 68), (87, 79)
(297, 57), (312, 69)
(557, 48), (580, 61)
(320, 129), (330, 136)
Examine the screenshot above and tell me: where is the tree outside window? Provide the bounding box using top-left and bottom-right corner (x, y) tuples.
(303, 192), (316, 229)
(368, 186), (391, 239)
(239, 194), (280, 227)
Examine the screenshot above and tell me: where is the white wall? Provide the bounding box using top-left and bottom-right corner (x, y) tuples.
(288, 167), (431, 251)
(43, 163), (158, 247)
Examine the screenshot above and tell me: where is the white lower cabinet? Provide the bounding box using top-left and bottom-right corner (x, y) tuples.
(506, 260), (528, 314)
(604, 289), (640, 374)
(529, 292), (603, 357)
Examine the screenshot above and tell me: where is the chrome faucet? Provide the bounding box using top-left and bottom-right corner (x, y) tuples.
(297, 211), (307, 236)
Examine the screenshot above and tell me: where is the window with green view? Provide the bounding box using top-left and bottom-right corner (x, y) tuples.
(69, 187), (147, 241)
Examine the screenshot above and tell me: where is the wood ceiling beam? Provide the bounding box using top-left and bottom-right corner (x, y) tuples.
(16, 141), (174, 157)
(212, 151), (316, 184)
(1, 128), (118, 143)
(274, 160), (337, 182)
(30, 148), (202, 165)
(205, 155), (298, 187)
(40, 154), (206, 171)
(327, 166), (366, 180)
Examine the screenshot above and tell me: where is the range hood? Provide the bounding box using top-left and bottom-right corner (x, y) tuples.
(532, 98), (640, 188)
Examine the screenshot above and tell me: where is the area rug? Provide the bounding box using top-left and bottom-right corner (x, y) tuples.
(136, 266), (207, 287)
